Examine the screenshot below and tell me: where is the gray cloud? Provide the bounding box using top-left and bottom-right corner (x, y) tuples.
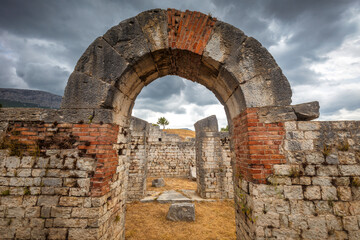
(0, 0), (359, 124)
(139, 76), (186, 101)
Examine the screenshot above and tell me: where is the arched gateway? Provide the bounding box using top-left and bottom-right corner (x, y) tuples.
(10, 8), (360, 240)
(60, 8), (294, 239)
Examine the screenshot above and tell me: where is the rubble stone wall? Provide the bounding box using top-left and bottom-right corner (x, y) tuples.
(127, 119), (196, 201)
(232, 108), (360, 240)
(0, 120), (127, 239)
(147, 125), (195, 178)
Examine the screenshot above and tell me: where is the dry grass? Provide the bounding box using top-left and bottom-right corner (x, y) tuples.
(163, 129), (195, 140)
(125, 200), (236, 240)
(146, 177), (197, 192)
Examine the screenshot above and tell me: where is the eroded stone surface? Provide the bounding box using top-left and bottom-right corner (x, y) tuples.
(157, 190), (191, 203)
(166, 203), (195, 222)
(151, 178), (165, 188)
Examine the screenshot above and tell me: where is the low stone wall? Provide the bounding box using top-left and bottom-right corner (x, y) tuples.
(0, 120), (127, 239)
(127, 118), (196, 201)
(233, 109), (360, 240)
(147, 125), (195, 178)
(2, 106), (359, 240)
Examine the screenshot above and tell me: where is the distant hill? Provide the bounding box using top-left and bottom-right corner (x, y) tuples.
(163, 129), (195, 140)
(0, 88), (62, 109)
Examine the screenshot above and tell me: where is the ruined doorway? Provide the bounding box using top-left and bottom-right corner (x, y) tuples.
(60, 8), (292, 239)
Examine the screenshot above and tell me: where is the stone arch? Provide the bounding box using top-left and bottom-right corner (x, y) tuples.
(59, 8), (295, 239)
(61, 8), (292, 125)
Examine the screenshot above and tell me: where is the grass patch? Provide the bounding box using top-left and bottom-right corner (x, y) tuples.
(146, 177), (197, 192)
(162, 129), (195, 141)
(125, 201), (235, 240)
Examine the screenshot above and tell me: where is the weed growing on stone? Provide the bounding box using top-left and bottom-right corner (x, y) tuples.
(24, 187), (31, 195)
(322, 145), (332, 157)
(351, 177), (360, 187)
(0, 138), (27, 157)
(337, 140), (349, 151)
(1, 189), (10, 196)
(289, 166), (301, 178)
(115, 215), (120, 222)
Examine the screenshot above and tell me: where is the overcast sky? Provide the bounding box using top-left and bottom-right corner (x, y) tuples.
(1, 0), (359, 129)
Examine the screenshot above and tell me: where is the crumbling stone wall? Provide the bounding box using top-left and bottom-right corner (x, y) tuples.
(147, 125), (195, 178)
(127, 118), (196, 201)
(232, 108), (360, 240)
(0, 112), (128, 239)
(194, 115), (233, 199)
(127, 117), (148, 201)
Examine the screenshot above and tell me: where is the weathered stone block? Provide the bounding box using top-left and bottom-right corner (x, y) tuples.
(152, 178), (165, 188)
(312, 176), (332, 186)
(339, 165), (360, 176)
(302, 216), (328, 240)
(288, 214), (308, 230)
(298, 121), (320, 130)
(284, 140), (313, 151)
(291, 101), (320, 121)
(306, 152), (325, 164)
(25, 207), (41, 218)
(326, 154), (339, 165)
(71, 207), (100, 218)
(68, 228), (99, 240)
(321, 186), (338, 200)
(317, 166), (339, 176)
(51, 207), (72, 218)
(304, 186), (321, 200)
(326, 214), (343, 231)
(7, 207), (25, 217)
(333, 202), (350, 216)
(338, 152), (357, 164)
(284, 186), (303, 200)
(37, 196), (59, 206)
(337, 186), (352, 201)
(5, 156), (20, 169)
(15, 227), (31, 239)
(53, 218), (87, 228)
(343, 216), (359, 231)
(59, 197), (83, 207)
(166, 203), (195, 222)
(273, 165), (292, 176)
(76, 158), (96, 172)
(43, 178), (63, 187)
(48, 228), (68, 240)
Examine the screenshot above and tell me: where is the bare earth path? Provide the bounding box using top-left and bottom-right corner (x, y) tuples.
(125, 178), (236, 240)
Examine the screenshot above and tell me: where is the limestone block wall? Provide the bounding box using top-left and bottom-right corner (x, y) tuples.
(127, 118), (149, 201)
(127, 118), (196, 201)
(0, 120), (127, 239)
(232, 108), (360, 240)
(147, 125), (195, 178)
(194, 116), (233, 199)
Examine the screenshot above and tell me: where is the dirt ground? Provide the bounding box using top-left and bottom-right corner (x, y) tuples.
(146, 177), (197, 192)
(125, 178), (236, 240)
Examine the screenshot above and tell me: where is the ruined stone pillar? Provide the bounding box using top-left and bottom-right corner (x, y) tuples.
(194, 115), (233, 199)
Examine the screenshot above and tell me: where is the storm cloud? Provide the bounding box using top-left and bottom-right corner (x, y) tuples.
(0, 0), (359, 128)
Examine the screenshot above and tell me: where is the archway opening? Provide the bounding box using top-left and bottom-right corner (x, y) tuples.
(125, 75), (236, 239)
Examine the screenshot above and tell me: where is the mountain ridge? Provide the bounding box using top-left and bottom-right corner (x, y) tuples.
(0, 88), (62, 109)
